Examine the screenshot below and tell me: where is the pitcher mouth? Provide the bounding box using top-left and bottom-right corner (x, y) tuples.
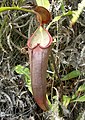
(27, 26), (53, 50)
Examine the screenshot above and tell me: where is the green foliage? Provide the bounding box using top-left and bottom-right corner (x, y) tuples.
(63, 84), (85, 108)
(61, 70), (81, 81)
(78, 84), (85, 92)
(72, 84), (85, 102)
(14, 65), (30, 78)
(60, 0), (65, 13)
(46, 11), (73, 30)
(71, 0), (85, 26)
(52, 11), (73, 23)
(61, 71), (85, 107)
(72, 95), (85, 102)
(36, 0), (50, 9)
(63, 95), (71, 108)
(14, 65), (32, 93)
(47, 0), (85, 29)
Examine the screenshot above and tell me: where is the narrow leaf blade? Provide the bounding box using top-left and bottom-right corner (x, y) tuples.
(78, 84), (85, 92)
(61, 70), (81, 81)
(63, 95), (71, 108)
(72, 95), (85, 102)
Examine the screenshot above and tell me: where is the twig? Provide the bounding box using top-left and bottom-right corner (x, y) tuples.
(14, 29), (28, 40)
(14, 20), (30, 28)
(51, 52), (61, 80)
(14, 13), (30, 22)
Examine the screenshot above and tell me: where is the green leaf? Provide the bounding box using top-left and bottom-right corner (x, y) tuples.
(14, 65), (24, 74)
(36, 0), (50, 9)
(60, 0), (65, 13)
(63, 95), (71, 108)
(52, 11), (73, 23)
(46, 95), (52, 108)
(52, 16), (61, 23)
(62, 11), (73, 16)
(72, 94), (77, 100)
(72, 95), (85, 102)
(46, 11), (73, 30)
(61, 70), (81, 81)
(14, 65), (32, 93)
(70, 0), (85, 26)
(25, 78), (32, 93)
(14, 64), (28, 74)
(78, 84), (85, 92)
(14, 65), (30, 79)
(46, 16), (61, 30)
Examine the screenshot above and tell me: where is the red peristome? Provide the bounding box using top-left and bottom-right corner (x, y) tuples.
(27, 26), (53, 111)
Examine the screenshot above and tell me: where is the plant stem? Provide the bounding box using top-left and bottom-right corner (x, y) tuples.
(0, 7), (34, 13)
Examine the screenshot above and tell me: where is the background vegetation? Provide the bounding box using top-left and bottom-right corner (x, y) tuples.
(0, 0), (85, 120)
